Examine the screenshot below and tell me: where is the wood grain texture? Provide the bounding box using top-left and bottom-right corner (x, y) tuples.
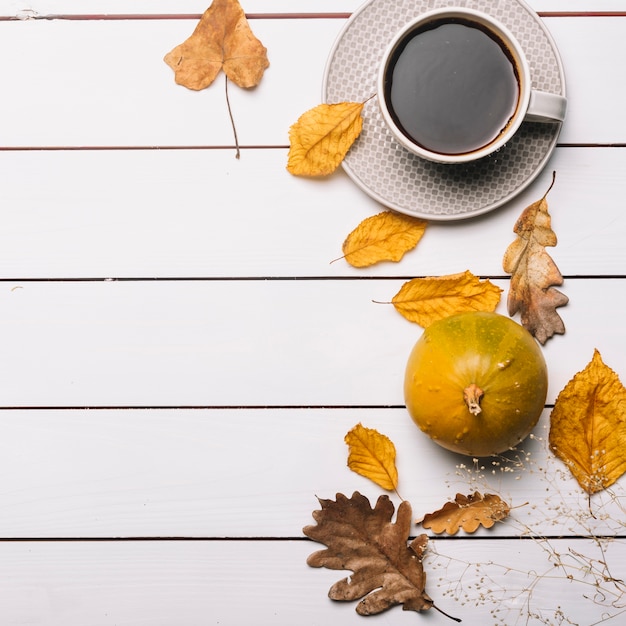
(0, 147), (623, 278)
(0, 408), (623, 538)
(0, 278), (616, 408)
(0, 17), (623, 146)
(0, 538), (624, 625)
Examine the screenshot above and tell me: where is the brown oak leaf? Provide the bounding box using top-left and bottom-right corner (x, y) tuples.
(164, 0), (269, 90)
(339, 210), (427, 268)
(417, 492), (510, 535)
(549, 350), (626, 494)
(287, 102), (364, 176)
(304, 492), (458, 619)
(345, 423), (398, 491)
(502, 173), (568, 344)
(391, 270), (502, 327)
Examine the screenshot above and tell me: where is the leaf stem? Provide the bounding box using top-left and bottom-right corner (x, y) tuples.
(224, 76), (240, 159)
(432, 603), (462, 622)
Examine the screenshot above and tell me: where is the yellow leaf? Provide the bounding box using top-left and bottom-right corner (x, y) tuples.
(417, 492), (510, 535)
(340, 210), (427, 268)
(163, 0), (269, 90)
(287, 102), (364, 177)
(391, 270), (502, 327)
(345, 423), (398, 491)
(502, 173), (568, 344)
(549, 350), (626, 494)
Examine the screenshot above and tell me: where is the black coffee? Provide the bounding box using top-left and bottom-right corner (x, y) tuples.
(384, 18), (520, 155)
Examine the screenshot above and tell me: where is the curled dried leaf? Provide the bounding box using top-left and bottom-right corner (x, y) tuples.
(345, 423), (398, 491)
(164, 0), (269, 90)
(418, 492), (510, 535)
(391, 270), (502, 327)
(287, 102), (364, 177)
(340, 210), (427, 268)
(502, 173), (568, 344)
(549, 349), (626, 494)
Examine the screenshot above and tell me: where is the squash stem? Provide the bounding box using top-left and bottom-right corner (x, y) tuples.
(464, 383), (484, 415)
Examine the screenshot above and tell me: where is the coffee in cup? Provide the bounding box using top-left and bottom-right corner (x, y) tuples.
(377, 8), (567, 164)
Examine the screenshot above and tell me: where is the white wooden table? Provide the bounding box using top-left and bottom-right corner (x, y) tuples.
(1, 1), (626, 624)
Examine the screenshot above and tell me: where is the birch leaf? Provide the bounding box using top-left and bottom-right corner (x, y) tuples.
(340, 210), (427, 268)
(502, 173), (568, 344)
(303, 492), (438, 616)
(549, 350), (626, 494)
(417, 492), (510, 535)
(164, 0), (269, 90)
(287, 102), (364, 176)
(345, 423), (398, 491)
(391, 270), (502, 327)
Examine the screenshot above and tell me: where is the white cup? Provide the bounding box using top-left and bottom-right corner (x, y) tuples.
(377, 7), (567, 164)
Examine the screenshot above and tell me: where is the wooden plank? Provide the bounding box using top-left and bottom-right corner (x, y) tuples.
(0, 278), (618, 408)
(0, 538), (624, 625)
(0, 147), (623, 278)
(0, 408), (624, 538)
(0, 17), (622, 146)
(3, 0), (626, 18)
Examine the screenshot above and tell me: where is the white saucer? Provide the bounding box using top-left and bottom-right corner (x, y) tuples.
(322, 0), (566, 221)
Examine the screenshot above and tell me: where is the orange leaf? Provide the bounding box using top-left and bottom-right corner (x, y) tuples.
(340, 211), (427, 268)
(287, 102), (364, 177)
(417, 492), (510, 535)
(345, 423), (398, 491)
(164, 0), (269, 90)
(391, 270), (502, 327)
(549, 350), (626, 494)
(502, 173), (568, 344)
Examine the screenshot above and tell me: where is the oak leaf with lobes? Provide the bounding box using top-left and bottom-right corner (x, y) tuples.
(163, 0), (269, 90)
(550, 350), (626, 494)
(303, 492), (458, 620)
(418, 492), (511, 535)
(502, 173), (568, 344)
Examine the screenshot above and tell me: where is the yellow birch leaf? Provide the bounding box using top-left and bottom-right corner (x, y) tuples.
(549, 349), (626, 494)
(340, 210), (427, 268)
(287, 102), (364, 177)
(345, 423), (398, 491)
(417, 492), (510, 535)
(391, 270), (502, 327)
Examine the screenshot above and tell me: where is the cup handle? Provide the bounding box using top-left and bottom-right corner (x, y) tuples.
(525, 90), (567, 122)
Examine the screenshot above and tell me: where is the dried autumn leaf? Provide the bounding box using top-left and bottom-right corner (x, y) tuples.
(287, 102), (364, 177)
(164, 0), (269, 90)
(417, 492), (510, 535)
(303, 492), (440, 616)
(391, 270), (502, 327)
(502, 173), (568, 344)
(345, 423), (398, 491)
(549, 350), (626, 494)
(340, 210), (427, 268)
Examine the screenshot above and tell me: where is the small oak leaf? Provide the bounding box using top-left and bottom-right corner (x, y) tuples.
(303, 492), (438, 616)
(391, 270), (502, 327)
(549, 349), (626, 494)
(345, 423), (398, 491)
(340, 210), (427, 268)
(417, 492), (510, 535)
(287, 102), (364, 176)
(503, 172), (568, 344)
(164, 0), (269, 90)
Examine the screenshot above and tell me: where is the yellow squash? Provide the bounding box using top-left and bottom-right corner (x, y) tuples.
(404, 312), (548, 456)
